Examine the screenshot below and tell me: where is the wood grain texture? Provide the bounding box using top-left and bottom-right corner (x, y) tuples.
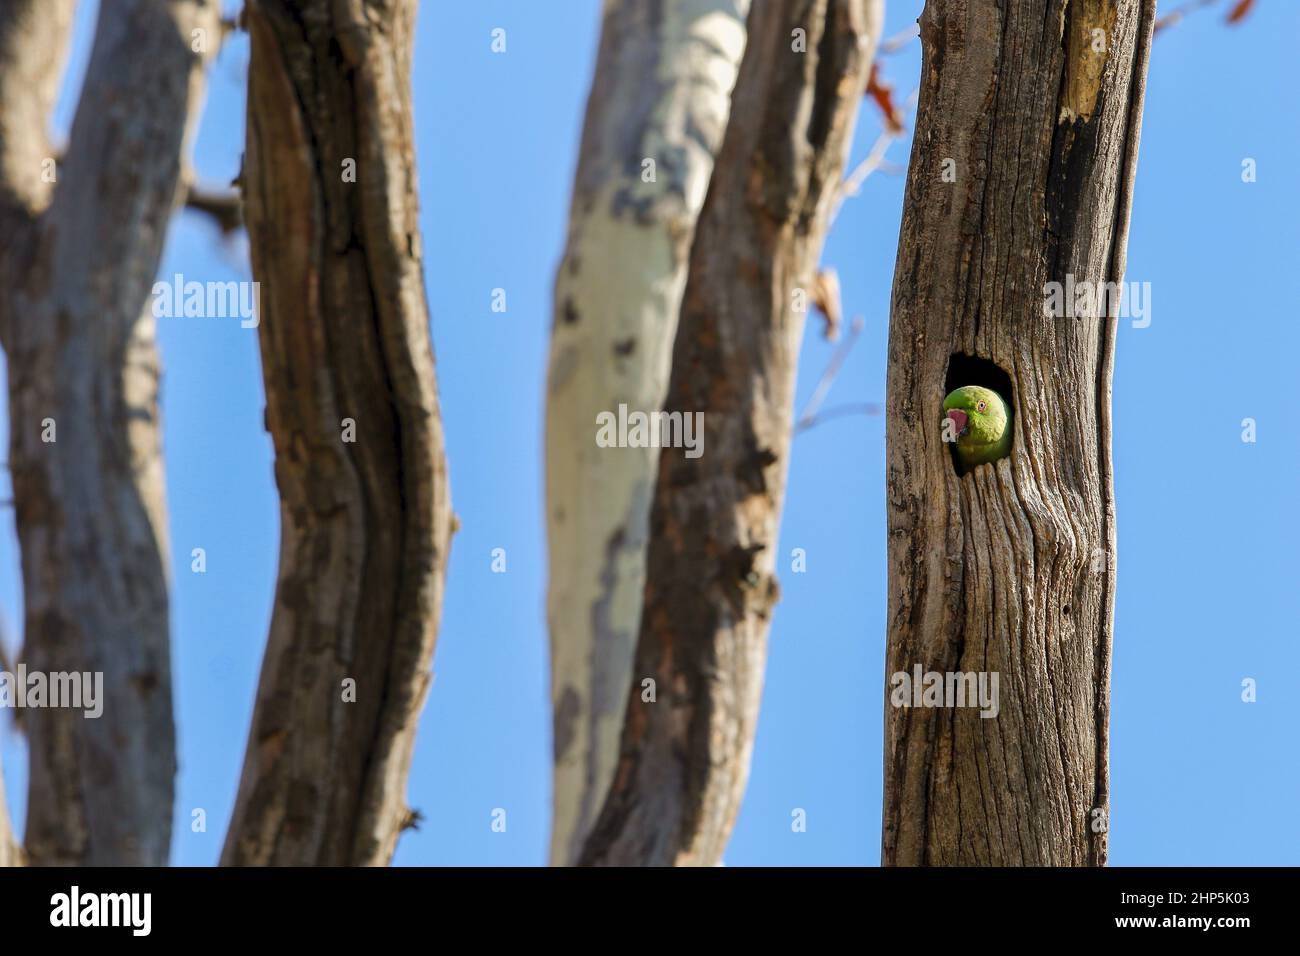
(0, 0), (218, 866)
(579, 0), (882, 867)
(882, 0), (1154, 866)
(221, 0), (453, 866)
(546, 0), (751, 866)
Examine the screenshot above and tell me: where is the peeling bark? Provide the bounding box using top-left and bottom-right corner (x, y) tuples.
(0, 0), (219, 866)
(546, 0), (751, 866)
(579, 0), (882, 867)
(221, 0), (453, 867)
(881, 0), (1154, 866)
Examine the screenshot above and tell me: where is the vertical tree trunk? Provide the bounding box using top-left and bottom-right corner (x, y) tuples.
(882, 0), (1154, 866)
(546, 0), (751, 866)
(0, 0), (75, 868)
(579, 0), (882, 867)
(0, 0), (218, 866)
(221, 0), (454, 867)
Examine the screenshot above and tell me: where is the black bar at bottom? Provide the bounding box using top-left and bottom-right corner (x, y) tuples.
(0, 865), (1285, 941)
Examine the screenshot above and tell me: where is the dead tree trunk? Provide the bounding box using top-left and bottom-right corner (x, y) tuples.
(0, 0), (74, 871)
(0, 0), (218, 866)
(221, 0), (454, 867)
(579, 0), (881, 867)
(882, 0), (1154, 866)
(546, 0), (751, 866)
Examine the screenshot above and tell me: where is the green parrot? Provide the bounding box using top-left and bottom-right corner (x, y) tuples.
(942, 385), (1012, 472)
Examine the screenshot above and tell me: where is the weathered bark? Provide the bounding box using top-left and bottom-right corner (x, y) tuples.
(579, 0), (882, 867)
(546, 0), (751, 866)
(0, 0), (219, 866)
(221, 0), (453, 867)
(881, 0), (1154, 865)
(0, 0), (73, 871)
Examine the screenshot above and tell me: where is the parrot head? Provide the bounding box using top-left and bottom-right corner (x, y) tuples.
(942, 385), (1012, 470)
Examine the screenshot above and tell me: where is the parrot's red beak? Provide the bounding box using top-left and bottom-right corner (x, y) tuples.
(946, 408), (968, 436)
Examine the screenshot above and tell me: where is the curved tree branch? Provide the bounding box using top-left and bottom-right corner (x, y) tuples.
(221, 0), (454, 867)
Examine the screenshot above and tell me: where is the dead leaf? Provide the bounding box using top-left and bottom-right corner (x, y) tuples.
(1226, 0), (1256, 24)
(866, 62), (905, 135)
(812, 269), (842, 341)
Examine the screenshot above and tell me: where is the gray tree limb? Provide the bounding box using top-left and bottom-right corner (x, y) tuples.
(0, 0), (219, 866)
(184, 180), (242, 234)
(0, 0), (75, 869)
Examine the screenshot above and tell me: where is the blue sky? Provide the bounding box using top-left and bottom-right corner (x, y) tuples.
(2, 1), (1296, 866)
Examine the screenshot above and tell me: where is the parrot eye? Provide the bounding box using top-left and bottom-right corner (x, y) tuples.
(976, 400), (987, 412)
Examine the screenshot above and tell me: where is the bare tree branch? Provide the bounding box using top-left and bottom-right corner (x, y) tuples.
(0, 0), (220, 865)
(795, 401), (882, 433)
(578, 0), (882, 867)
(878, 22), (919, 55)
(49, 151), (245, 236)
(221, 0), (455, 867)
(0, 0), (83, 870)
(184, 180), (243, 234)
(834, 88), (918, 219)
(1154, 0), (1225, 32)
(795, 315), (871, 433)
(545, 0), (752, 866)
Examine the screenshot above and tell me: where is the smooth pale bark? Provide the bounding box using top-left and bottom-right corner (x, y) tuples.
(0, 0), (74, 247)
(221, 0), (453, 867)
(546, 0), (751, 866)
(0, 0), (218, 866)
(882, 0), (1154, 865)
(579, 0), (881, 867)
